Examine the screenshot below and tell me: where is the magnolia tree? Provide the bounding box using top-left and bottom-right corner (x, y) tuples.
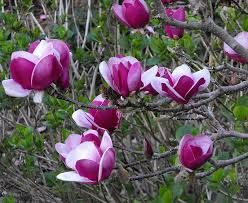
(0, 0), (248, 202)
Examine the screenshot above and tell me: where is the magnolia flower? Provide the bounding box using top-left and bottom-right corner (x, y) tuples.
(141, 66), (171, 95)
(57, 130), (116, 184)
(112, 0), (150, 29)
(99, 56), (142, 97)
(72, 94), (121, 134)
(178, 134), (213, 171)
(223, 31), (248, 63)
(150, 64), (210, 104)
(164, 8), (186, 39)
(28, 39), (71, 89)
(2, 39), (70, 103)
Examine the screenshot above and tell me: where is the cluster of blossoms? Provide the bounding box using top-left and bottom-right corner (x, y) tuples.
(56, 95), (122, 183)
(2, 0), (247, 185)
(100, 56), (210, 104)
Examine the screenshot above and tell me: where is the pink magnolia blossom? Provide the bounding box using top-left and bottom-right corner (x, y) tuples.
(2, 39), (70, 103)
(72, 94), (122, 134)
(56, 130), (116, 184)
(28, 39), (71, 89)
(99, 56), (142, 97)
(149, 64), (210, 104)
(141, 66), (171, 95)
(223, 31), (248, 63)
(112, 0), (150, 29)
(178, 134), (213, 171)
(164, 8), (186, 39)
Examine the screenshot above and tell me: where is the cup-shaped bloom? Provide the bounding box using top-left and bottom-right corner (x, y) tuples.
(112, 0), (150, 29)
(141, 66), (171, 95)
(72, 94), (122, 134)
(2, 39), (70, 102)
(178, 134), (213, 171)
(99, 56), (142, 97)
(164, 8), (186, 39)
(56, 130), (116, 184)
(151, 64), (210, 104)
(28, 39), (71, 89)
(223, 32), (248, 63)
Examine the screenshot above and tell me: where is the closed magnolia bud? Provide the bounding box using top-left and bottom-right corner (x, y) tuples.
(143, 138), (153, 160)
(112, 0), (150, 29)
(164, 8), (186, 39)
(224, 32), (248, 63)
(178, 134), (213, 171)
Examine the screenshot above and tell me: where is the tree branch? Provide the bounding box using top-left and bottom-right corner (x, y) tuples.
(196, 152), (248, 178)
(153, 0), (248, 60)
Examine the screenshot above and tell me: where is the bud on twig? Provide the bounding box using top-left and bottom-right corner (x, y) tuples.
(143, 138), (154, 160)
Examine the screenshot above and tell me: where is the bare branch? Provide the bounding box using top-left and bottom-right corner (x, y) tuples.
(153, 0), (248, 60)
(197, 152), (248, 178)
(129, 166), (180, 181)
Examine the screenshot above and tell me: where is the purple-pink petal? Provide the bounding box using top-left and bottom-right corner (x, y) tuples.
(57, 171), (96, 183)
(127, 62), (142, 92)
(185, 78), (205, 101)
(10, 57), (35, 89)
(98, 148), (116, 181)
(112, 4), (131, 27)
(2, 79), (31, 97)
(31, 55), (62, 90)
(57, 68), (69, 89)
(173, 75), (194, 98)
(76, 159), (99, 181)
(100, 131), (113, 152)
(82, 131), (101, 147)
(28, 40), (40, 53)
(48, 39), (70, 68)
(223, 32), (248, 63)
(65, 134), (83, 150)
(65, 142), (101, 170)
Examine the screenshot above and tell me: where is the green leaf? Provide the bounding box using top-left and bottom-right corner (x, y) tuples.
(161, 189), (173, 203)
(211, 168), (225, 182)
(242, 17), (248, 31)
(146, 57), (161, 66)
(172, 182), (184, 200)
(175, 125), (199, 140)
(233, 105), (248, 120)
(2, 194), (16, 203)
